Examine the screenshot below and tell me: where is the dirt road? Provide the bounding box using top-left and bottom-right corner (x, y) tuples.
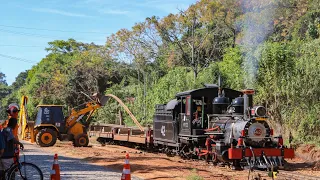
(24, 139), (261, 180)
(21, 141), (141, 180)
(21, 139), (320, 180)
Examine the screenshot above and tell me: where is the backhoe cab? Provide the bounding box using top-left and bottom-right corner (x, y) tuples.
(19, 94), (108, 147)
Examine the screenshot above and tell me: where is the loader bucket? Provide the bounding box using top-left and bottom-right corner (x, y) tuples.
(99, 96), (109, 106)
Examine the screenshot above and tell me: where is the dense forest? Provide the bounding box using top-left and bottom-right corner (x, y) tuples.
(0, 0), (319, 145)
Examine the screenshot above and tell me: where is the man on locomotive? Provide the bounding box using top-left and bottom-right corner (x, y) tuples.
(192, 105), (202, 128)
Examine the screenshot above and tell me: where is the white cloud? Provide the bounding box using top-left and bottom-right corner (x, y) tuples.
(31, 8), (94, 17)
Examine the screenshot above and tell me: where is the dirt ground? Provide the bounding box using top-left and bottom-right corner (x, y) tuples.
(36, 137), (320, 180)
(287, 144), (320, 176)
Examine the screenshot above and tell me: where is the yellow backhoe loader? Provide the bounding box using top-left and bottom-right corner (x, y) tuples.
(18, 94), (108, 147)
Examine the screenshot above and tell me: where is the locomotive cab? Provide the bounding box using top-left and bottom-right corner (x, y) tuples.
(153, 85), (224, 149)
(176, 86), (219, 137)
(175, 85), (242, 145)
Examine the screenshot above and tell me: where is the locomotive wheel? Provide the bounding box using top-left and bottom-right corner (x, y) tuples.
(165, 148), (175, 157)
(73, 134), (89, 147)
(36, 128), (57, 147)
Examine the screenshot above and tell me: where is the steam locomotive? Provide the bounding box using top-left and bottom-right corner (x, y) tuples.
(92, 84), (294, 170)
(153, 84), (294, 170)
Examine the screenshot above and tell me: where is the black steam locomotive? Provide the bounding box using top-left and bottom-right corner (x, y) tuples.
(153, 84), (294, 169)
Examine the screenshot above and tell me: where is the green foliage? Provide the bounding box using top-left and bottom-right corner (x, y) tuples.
(46, 38), (99, 54)
(254, 39), (320, 143)
(186, 169), (204, 180)
(292, 11), (320, 40)
(218, 47), (245, 89)
(0, 72), (11, 119)
(0, 72), (7, 85)
(11, 71), (28, 91)
(295, 104), (320, 144)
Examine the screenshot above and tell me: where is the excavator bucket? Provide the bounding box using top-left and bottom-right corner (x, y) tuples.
(99, 96), (109, 106)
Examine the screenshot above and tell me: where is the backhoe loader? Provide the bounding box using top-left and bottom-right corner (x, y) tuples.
(18, 94), (108, 147)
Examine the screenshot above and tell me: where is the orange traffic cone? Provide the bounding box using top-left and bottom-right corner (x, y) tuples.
(121, 153), (131, 180)
(50, 154), (61, 180)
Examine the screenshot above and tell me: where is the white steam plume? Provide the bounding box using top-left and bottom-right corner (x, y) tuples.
(240, 0), (279, 88)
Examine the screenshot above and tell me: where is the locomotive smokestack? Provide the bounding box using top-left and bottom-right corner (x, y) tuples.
(248, 94), (253, 107)
(243, 94), (248, 119)
(242, 89), (255, 119)
(242, 89), (254, 107)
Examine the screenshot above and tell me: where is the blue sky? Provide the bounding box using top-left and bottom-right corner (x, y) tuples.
(0, 0), (196, 85)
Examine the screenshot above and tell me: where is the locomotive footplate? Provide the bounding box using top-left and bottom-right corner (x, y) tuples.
(228, 147), (295, 159)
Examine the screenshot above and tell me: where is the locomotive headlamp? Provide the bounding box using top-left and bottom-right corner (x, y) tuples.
(251, 106), (267, 117)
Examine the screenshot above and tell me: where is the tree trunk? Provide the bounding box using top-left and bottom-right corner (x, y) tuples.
(232, 28), (236, 48)
(193, 70), (197, 82)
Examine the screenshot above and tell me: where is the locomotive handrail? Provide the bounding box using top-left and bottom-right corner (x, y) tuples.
(204, 132), (223, 134)
(247, 137), (272, 139)
(207, 114), (244, 117)
(204, 126), (221, 132)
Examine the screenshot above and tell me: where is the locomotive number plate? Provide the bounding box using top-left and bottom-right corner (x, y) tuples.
(255, 117), (266, 121)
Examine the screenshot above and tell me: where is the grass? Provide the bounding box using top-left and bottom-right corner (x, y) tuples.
(186, 169), (204, 180)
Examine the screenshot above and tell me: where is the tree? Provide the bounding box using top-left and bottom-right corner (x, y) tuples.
(0, 71), (10, 119)
(46, 39), (100, 55)
(0, 72), (10, 99)
(11, 71), (28, 90)
(149, 0), (240, 81)
(0, 72), (7, 85)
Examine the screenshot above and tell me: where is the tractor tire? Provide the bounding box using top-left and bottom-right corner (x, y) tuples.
(36, 128), (57, 147)
(73, 134), (89, 147)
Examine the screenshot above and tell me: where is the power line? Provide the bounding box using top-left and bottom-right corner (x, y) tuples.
(0, 53), (37, 64)
(0, 28), (105, 43)
(0, 44), (44, 48)
(0, 24), (110, 35)
(0, 28), (74, 40)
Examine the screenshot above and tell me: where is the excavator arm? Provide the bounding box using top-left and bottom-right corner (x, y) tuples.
(65, 95), (109, 129)
(19, 95), (28, 140)
(65, 102), (101, 128)
(18, 95), (36, 142)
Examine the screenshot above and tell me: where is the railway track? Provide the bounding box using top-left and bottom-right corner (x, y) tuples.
(191, 158), (320, 180)
(179, 155), (320, 180)
(277, 170), (320, 180)
(247, 169), (320, 180)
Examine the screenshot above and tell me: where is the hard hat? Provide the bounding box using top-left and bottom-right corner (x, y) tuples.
(6, 103), (20, 114)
